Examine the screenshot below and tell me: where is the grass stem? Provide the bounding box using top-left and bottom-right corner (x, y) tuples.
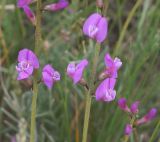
(149, 119), (160, 142)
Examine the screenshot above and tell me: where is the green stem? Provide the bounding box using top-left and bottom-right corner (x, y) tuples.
(82, 43), (101, 142)
(114, 0), (143, 55)
(35, 0), (42, 54)
(29, 0), (42, 141)
(149, 119), (160, 142)
(30, 77), (38, 142)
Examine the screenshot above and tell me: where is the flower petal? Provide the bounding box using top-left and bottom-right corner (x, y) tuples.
(76, 59), (88, 70)
(17, 0), (32, 8)
(67, 63), (76, 77)
(44, 0), (69, 11)
(18, 49), (39, 68)
(83, 13), (101, 37)
(18, 49), (39, 69)
(95, 17), (108, 43)
(107, 78), (116, 89)
(104, 53), (114, 68)
(73, 59), (88, 84)
(17, 71), (30, 80)
(25, 65), (34, 75)
(114, 57), (122, 69)
(23, 6), (36, 25)
(42, 71), (54, 89)
(43, 64), (55, 76)
(103, 89), (116, 102)
(125, 124), (132, 136)
(95, 78), (116, 101)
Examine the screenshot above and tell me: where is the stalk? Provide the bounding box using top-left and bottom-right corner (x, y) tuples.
(30, 0), (42, 141)
(82, 43), (101, 142)
(114, 0), (142, 55)
(149, 119), (160, 142)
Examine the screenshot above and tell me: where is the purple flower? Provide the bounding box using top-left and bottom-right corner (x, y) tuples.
(104, 53), (122, 78)
(42, 64), (60, 89)
(124, 124), (132, 136)
(118, 98), (130, 112)
(44, 0), (69, 12)
(83, 13), (108, 43)
(67, 59), (88, 84)
(17, 0), (36, 25)
(17, 0), (32, 8)
(16, 49), (39, 80)
(145, 108), (157, 120)
(136, 108), (157, 125)
(95, 78), (116, 102)
(130, 101), (139, 114)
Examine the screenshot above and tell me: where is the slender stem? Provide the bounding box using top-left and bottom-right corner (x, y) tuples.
(29, 0), (42, 142)
(82, 43), (101, 142)
(149, 119), (160, 142)
(114, 0), (142, 55)
(35, 0), (42, 54)
(30, 76), (38, 142)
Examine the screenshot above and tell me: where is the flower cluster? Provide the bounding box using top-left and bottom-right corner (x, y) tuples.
(17, 0), (69, 25)
(16, 49), (60, 89)
(118, 98), (157, 136)
(67, 53), (122, 102)
(66, 13), (122, 102)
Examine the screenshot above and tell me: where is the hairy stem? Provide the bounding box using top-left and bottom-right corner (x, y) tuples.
(82, 43), (101, 142)
(30, 0), (42, 142)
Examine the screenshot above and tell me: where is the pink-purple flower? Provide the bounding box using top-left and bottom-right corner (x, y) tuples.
(124, 124), (132, 136)
(67, 59), (88, 84)
(17, 0), (36, 25)
(44, 0), (69, 12)
(83, 13), (108, 43)
(118, 98), (130, 113)
(136, 108), (157, 125)
(16, 49), (39, 80)
(17, 0), (32, 7)
(95, 78), (116, 102)
(42, 64), (60, 89)
(130, 101), (139, 114)
(104, 53), (122, 78)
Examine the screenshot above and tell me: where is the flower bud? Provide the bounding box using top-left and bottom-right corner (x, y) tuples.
(118, 98), (130, 113)
(125, 124), (132, 136)
(136, 108), (157, 125)
(130, 101), (139, 114)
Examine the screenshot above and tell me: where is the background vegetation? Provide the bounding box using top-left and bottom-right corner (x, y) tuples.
(0, 0), (160, 142)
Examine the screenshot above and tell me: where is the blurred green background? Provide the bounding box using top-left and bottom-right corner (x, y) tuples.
(0, 0), (160, 142)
